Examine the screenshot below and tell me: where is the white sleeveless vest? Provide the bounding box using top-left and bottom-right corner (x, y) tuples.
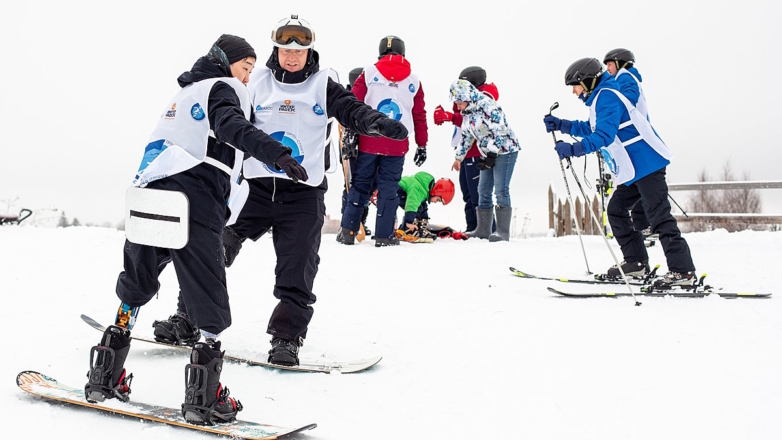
(133, 77), (251, 187)
(362, 64), (419, 135)
(242, 68), (331, 187)
(615, 68), (649, 120)
(590, 88), (672, 185)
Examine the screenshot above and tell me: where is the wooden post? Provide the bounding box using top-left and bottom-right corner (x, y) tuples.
(564, 201), (572, 236)
(575, 197), (583, 236)
(592, 195), (600, 236)
(548, 185), (554, 230)
(557, 200), (564, 237)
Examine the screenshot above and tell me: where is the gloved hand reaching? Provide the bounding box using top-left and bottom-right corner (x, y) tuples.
(554, 141), (586, 160)
(367, 117), (408, 140)
(414, 147), (427, 166)
(476, 151), (498, 171)
(222, 226), (244, 267)
(433, 105), (453, 126)
(276, 153), (308, 183)
(543, 115), (572, 134)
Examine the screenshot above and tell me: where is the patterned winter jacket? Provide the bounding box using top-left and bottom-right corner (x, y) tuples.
(449, 80), (519, 161)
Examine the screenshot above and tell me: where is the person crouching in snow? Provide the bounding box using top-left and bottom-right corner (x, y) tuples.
(450, 79), (520, 242)
(395, 172), (454, 242)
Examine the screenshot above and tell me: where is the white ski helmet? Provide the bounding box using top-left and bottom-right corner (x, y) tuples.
(271, 15), (315, 50)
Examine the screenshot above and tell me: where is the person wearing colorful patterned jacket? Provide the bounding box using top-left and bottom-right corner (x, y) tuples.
(450, 79), (520, 242)
(433, 66), (499, 234)
(338, 35), (428, 247)
(543, 57), (695, 289)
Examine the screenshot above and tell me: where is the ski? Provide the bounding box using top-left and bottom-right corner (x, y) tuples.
(81, 315), (381, 374)
(509, 267), (655, 286)
(547, 287), (772, 299)
(17, 371), (316, 439)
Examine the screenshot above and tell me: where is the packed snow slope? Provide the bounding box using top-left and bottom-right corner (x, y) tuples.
(2, 226), (781, 440)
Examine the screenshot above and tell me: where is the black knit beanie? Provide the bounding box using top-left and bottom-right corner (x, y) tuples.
(212, 34), (257, 64)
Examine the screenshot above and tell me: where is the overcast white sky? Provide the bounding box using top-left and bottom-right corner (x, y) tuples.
(1, 0), (780, 232)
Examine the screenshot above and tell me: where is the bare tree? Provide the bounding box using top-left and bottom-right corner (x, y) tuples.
(686, 162), (762, 232)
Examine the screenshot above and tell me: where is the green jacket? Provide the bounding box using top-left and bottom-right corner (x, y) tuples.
(398, 172), (434, 223)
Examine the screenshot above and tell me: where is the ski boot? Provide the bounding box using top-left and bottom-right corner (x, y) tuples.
(182, 339), (243, 425)
(605, 260), (650, 279)
(85, 325), (133, 403)
(153, 311), (201, 346)
(268, 337), (302, 366)
(652, 271), (697, 290)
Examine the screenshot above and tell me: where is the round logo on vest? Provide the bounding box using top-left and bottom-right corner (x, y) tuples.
(377, 99), (402, 121)
(191, 104), (205, 121)
(262, 131), (304, 175)
(600, 147), (618, 174)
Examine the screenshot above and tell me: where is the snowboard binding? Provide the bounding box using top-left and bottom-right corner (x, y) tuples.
(182, 341), (242, 425)
(85, 326), (133, 403)
(153, 312), (201, 346)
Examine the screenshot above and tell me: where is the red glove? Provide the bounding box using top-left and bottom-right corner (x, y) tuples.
(438, 230), (452, 239)
(433, 105), (453, 126)
(451, 232), (469, 240)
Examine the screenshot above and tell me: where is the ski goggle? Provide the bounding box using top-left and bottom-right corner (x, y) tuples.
(272, 25), (314, 48)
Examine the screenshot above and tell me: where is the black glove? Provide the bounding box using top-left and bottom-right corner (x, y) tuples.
(276, 153), (308, 183)
(341, 128), (358, 159)
(414, 147), (427, 166)
(367, 118), (408, 140)
(476, 152), (498, 171)
(222, 226), (245, 268)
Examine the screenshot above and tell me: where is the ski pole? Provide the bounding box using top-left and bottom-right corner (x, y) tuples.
(668, 194), (689, 218)
(565, 158), (641, 306)
(548, 102), (591, 275)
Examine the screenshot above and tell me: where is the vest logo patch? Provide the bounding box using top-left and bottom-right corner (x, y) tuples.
(255, 104), (273, 114)
(408, 84), (415, 93)
(164, 103), (177, 119)
(312, 104), (324, 115)
(279, 100), (296, 114)
(388, 83), (399, 88)
(262, 131), (305, 175)
(191, 103), (205, 121)
(377, 98), (402, 121)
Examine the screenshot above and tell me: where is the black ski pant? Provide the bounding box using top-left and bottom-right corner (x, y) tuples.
(231, 186), (325, 342)
(116, 220), (230, 335)
(607, 168), (695, 273)
(459, 157), (481, 231)
(631, 202), (650, 232)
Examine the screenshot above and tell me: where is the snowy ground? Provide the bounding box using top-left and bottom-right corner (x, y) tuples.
(2, 226), (781, 440)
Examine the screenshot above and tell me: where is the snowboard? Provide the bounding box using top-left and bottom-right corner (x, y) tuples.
(82, 315), (381, 374)
(17, 371), (316, 439)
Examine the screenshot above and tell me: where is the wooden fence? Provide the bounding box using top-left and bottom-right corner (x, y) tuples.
(549, 180), (782, 236)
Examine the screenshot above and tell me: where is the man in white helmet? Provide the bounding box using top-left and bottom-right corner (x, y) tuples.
(221, 15), (407, 366)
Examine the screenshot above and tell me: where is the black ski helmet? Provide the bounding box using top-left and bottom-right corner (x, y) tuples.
(378, 35), (405, 59)
(565, 58), (604, 96)
(603, 48), (635, 70)
(458, 66), (487, 88)
(348, 67), (363, 89)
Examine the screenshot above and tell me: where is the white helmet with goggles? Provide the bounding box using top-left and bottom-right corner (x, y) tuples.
(271, 15), (315, 50)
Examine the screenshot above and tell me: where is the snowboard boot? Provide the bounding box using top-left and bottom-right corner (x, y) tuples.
(336, 228), (355, 245)
(85, 325), (133, 403)
(268, 337), (302, 366)
(466, 207), (493, 239)
(182, 339), (243, 425)
(606, 260), (650, 279)
(375, 236), (400, 247)
(153, 311), (201, 346)
(652, 271), (697, 290)
(488, 205), (512, 242)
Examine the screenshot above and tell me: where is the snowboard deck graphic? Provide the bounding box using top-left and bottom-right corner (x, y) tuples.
(82, 315), (381, 374)
(17, 371), (316, 439)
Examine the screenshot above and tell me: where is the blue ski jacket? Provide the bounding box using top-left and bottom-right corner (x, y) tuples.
(567, 72), (669, 185)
